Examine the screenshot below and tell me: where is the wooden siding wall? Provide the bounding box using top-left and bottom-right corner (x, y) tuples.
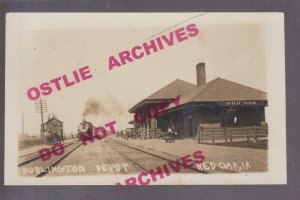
(156, 106), (266, 138)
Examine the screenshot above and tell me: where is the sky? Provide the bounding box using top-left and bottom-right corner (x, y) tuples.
(6, 13), (270, 136)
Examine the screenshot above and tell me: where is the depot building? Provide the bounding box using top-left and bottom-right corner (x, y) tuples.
(128, 63), (268, 139)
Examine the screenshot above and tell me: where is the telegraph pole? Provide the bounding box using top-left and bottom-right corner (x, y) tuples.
(35, 99), (47, 138)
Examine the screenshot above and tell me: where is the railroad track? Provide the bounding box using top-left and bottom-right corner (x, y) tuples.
(106, 138), (206, 174)
(18, 141), (82, 177)
(18, 141), (78, 166)
(18, 139), (78, 151)
(108, 138), (237, 174)
(18, 145), (40, 151)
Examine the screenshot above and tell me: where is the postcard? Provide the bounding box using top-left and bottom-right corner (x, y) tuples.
(5, 12), (286, 185)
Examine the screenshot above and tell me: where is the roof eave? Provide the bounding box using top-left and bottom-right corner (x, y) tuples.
(128, 98), (177, 113)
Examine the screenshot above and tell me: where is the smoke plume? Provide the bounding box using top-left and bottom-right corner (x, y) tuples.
(83, 98), (107, 117)
(82, 95), (125, 118)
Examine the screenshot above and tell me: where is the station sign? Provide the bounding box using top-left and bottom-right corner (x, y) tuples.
(218, 101), (267, 106)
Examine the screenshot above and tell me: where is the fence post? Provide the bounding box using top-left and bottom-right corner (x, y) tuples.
(224, 128), (227, 143)
(212, 129), (215, 144)
(247, 127), (250, 142)
(230, 128), (233, 143)
(254, 126), (257, 142)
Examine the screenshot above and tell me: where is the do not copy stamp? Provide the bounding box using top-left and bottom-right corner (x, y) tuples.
(79, 120), (117, 145)
(134, 95), (181, 124)
(38, 143), (64, 161)
(115, 150), (205, 187)
(108, 23), (199, 70)
(27, 66), (93, 101)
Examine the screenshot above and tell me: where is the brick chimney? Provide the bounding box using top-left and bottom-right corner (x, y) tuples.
(196, 62), (206, 86)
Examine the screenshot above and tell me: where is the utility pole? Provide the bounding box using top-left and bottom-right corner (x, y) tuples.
(35, 99), (47, 138)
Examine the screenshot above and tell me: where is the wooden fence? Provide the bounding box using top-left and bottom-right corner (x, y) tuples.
(197, 126), (268, 144)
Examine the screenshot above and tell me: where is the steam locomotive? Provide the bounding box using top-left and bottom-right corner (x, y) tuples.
(77, 119), (95, 142)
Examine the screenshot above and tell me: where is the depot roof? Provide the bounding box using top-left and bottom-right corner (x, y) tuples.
(128, 77), (267, 113)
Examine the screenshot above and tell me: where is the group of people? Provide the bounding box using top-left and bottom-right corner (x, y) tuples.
(167, 127), (178, 138)
(116, 126), (179, 141)
(45, 132), (64, 145)
(117, 128), (152, 140)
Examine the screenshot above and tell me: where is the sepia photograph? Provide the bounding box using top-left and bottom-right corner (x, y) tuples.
(5, 12), (286, 185)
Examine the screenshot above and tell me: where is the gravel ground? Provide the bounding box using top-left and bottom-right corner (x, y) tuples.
(113, 136), (268, 172)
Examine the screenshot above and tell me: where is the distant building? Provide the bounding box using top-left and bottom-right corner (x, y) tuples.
(129, 63), (268, 138)
(44, 115), (64, 137)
